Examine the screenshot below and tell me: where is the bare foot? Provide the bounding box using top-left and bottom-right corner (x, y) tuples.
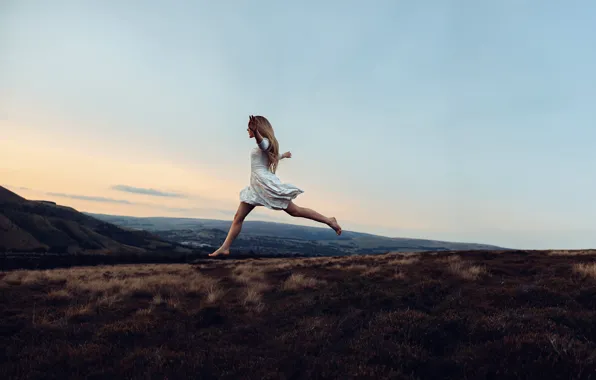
(328, 217), (342, 236)
(208, 248), (230, 257)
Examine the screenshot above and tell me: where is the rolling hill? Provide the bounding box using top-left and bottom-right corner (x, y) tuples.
(0, 186), (182, 254)
(87, 213), (505, 256)
(0, 185), (504, 257)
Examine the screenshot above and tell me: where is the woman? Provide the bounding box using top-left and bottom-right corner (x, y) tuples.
(209, 115), (342, 257)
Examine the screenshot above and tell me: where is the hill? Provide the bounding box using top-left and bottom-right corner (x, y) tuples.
(87, 213), (505, 256)
(0, 186), (182, 254)
(1, 249), (595, 379)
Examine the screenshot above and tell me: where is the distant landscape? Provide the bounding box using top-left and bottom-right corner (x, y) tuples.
(87, 213), (505, 257)
(1, 185), (506, 270)
(0, 186), (197, 270)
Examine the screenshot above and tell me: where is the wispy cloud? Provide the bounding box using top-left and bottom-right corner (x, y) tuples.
(44, 191), (231, 215)
(111, 184), (186, 198)
(47, 192), (133, 204)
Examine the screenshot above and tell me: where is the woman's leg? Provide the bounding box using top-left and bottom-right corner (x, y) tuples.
(209, 202), (255, 256)
(284, 201), (342, 235)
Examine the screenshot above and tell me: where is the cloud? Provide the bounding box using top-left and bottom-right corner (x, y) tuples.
(43, 190), (284, 223)
(47, 192), (133, 204)
(43, 191), (229, 215)
(111, 184), (186, 198)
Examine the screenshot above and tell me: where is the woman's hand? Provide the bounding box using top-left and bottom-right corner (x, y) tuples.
(281, 151), (292, 159)
(248, 115), (258, 132)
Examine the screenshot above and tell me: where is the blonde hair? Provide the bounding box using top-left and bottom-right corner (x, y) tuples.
(253, 115), (280, 173)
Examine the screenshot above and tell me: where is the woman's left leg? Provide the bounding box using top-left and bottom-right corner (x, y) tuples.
(284, 201), (342, 235)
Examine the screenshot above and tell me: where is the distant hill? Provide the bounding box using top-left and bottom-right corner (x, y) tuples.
(86, 213), (505, 255)
(0, 185), (504, 257)
(0, 186), (183, 254)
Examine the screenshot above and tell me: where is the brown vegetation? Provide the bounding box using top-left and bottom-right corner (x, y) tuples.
(1, 250), (596, 379)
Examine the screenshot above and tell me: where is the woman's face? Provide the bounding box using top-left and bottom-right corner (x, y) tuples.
(247, 118), (255, 138)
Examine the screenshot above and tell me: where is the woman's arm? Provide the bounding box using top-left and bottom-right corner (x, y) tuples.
(249, 116), (265, 147)
(254, 129), (265, 146)
(249, 116), (291, 158)
(250, 116), (276, 152)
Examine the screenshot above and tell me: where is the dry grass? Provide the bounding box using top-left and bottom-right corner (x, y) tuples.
(268, 261), (295, 270)
(65, 303), (95, 320)
(97, 294), (122, 308)
(243, 287), (263, 305)
(3, 270), (49, 285)
(205, 284), (225, 304)
(388, 256), (420, 266)
(47, 289), (72, 302)
(229, 262), (271, 312)
(548, 249), (596, 256)
(573, 262), (596, 278)
(232, 263), (266, 285)
(0, 264), (227, 309)
(151, 294), (165, 306)
(325, 255), (418, 277)
(445, 255), (488, 280)
(282, 273), (325, 291)
(392, 270), (406, 280)
(2, 250), (596, 380)
(242, 283), (266, 313)
(135, 307), (153, 316)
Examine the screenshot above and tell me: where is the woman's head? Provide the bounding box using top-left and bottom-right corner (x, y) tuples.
(248, 115), (280, 173)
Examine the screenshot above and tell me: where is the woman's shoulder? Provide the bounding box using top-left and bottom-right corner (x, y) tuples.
(258, 137), (271, 151)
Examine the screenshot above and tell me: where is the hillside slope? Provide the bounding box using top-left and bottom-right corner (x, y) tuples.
(0, 186), (180, 254)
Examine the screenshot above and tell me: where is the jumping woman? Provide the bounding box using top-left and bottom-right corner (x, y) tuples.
(209, 115), (342, 257)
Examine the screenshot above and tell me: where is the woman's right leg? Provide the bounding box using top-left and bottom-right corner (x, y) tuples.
(209, 202), (255, 257)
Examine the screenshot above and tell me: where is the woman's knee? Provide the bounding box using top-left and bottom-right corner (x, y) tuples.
(233, 212), (245, 224)
(286, 204), (302, 217)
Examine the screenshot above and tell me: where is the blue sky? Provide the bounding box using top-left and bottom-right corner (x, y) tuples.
(1, 1), (595, 249)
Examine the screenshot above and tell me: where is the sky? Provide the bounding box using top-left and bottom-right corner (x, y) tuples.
(1, 0), (595, 249)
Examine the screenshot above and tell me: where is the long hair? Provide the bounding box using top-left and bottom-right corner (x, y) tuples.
(253, 115), (280, 173)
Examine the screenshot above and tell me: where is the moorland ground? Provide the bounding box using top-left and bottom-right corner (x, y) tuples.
(1, 249), (596, 379)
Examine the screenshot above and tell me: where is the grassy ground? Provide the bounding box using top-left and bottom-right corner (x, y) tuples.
(1, 250), (596, 379)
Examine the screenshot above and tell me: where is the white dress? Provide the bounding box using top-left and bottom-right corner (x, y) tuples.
(239, 138), (304, 210)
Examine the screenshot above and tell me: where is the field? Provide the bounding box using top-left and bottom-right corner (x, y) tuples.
(1, 250), (596, 379)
